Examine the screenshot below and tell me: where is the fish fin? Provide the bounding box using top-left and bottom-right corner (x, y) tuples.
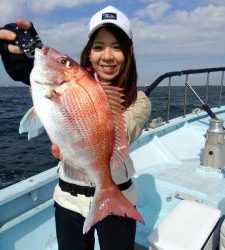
(51, 144), (62, 160)
(83, 186), (144, 234)
(19, 107), (45, 140)
(101, 83), (128, 169)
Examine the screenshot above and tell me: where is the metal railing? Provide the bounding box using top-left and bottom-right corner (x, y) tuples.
(145, 67), (225, 122)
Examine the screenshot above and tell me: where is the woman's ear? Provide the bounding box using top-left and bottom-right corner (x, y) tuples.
(130, 46), (134, 55)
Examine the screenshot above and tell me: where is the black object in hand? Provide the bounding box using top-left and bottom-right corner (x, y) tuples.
(1, 23), (42, 58)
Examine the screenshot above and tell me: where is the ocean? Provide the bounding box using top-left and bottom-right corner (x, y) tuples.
(0, 85), (224, 189)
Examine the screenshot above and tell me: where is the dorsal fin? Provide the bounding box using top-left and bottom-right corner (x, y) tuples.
(101, 83), (128, 169)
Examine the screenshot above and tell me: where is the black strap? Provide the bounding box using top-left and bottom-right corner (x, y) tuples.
(59, 178), (132, 197)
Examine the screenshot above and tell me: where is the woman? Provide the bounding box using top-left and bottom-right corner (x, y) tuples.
(0, 5), (151, 250)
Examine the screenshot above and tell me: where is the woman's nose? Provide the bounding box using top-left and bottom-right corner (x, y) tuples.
(102, 47), (113, 60)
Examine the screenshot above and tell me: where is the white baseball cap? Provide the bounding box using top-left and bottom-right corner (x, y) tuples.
(89, 5), (133, 39)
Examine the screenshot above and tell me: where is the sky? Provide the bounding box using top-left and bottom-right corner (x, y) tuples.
(0, 0), (225, 87)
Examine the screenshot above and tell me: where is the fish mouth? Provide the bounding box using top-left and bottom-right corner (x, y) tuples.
(42, 46), (50, 55)
(35, 46), (50, 56)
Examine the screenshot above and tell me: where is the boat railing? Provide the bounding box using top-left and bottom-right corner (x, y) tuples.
(144, 67), (225, 123)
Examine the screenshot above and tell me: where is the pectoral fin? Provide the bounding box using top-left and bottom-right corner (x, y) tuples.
(19, 107), (45, 140)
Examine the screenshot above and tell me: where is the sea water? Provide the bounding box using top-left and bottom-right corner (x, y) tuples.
(0, 85), (224, 189)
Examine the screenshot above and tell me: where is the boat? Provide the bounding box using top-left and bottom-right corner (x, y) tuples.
(1, 67), (225, 250)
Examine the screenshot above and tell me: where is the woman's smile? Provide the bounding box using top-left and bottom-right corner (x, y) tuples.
(101, 64), (116, 73)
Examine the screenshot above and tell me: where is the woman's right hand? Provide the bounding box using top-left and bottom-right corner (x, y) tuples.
(0, 19), (32, 55)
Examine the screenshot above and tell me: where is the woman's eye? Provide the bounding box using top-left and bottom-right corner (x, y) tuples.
(113, 44), (122, 50)
(92, 45), (103, 51)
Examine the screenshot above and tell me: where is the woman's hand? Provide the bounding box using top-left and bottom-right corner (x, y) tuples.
(0, 19), (32, 54)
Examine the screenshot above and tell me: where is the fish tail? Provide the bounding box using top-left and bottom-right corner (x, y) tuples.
(83, 186), (144, 234)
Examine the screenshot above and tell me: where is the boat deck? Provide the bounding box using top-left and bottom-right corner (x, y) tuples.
(131, 107), (225, 247)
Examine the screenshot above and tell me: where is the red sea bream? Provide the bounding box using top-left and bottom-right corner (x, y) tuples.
(19, 46), (144, 233)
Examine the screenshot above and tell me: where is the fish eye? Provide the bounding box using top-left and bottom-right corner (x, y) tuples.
(60, 58), (72, 67)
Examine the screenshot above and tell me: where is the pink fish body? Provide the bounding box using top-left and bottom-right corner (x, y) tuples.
(19, 46), (143, 233)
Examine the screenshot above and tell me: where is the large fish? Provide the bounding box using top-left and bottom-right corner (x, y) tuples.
(19, 46), (143, 233)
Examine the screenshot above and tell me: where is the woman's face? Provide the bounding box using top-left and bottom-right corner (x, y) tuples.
(90, 28), (125, 82)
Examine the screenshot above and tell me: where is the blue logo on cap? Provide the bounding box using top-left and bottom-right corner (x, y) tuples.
(102, 12), (117, 20)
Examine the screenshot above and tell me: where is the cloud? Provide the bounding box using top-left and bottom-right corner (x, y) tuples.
(202, 0), (225, 5)
(0, 0), (26, 24)
(136, 2), (172, 21)
(0, 0), (106, 24)
(28, 0), (105, 13)
(1, 0), (225, 86)
(39, 19), (89, 59)
(133, 3), (225, 59)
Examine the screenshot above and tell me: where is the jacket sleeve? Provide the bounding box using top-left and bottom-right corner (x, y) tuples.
(0, 42), (33, 85)
(124, 91), (151, 145)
